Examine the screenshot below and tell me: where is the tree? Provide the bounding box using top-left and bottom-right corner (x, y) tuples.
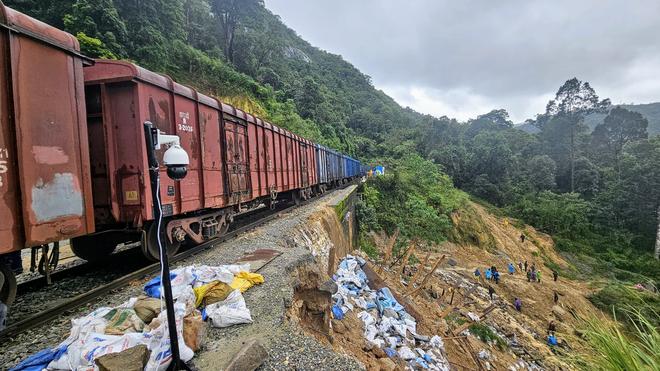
(465, 109), (513, 136)
(62, 0), (129, 58)
(542, 78), (610, 192)
(211, 0), (264, 64)
(591, 107), (648, 174)
(573, 156), (600, 197)
(527, 155), (556, 191)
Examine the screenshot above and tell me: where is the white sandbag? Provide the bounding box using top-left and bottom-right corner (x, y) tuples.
(144, 302), (194, 371)
(171, 284), (196, 307)
(170, 267), (197, 287)
(78, 332), (144, 367)
(223, 263), (251, 275)
(48, 307), (113, 369)
(398, 346), (416, 360)
(205, 290), (252, 328)
(192, 265), (235, 286)
(357, 311), (375, 327)
(430, 335), (445, 351)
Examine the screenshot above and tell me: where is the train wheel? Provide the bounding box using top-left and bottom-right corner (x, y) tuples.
(71, 234), (120, 262)
(142, 222), (181, 262)
(0, 260), (17, 307)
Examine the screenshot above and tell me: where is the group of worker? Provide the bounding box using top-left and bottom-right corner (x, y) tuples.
(471, 233), (564, 348)
(475, 265), (503, 284)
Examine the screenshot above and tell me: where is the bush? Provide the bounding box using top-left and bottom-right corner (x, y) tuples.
(360, 154), (467, 246)
(469, 323), (507, 350)
(507, 191), (591, 238)
(589, 284), (660, 329)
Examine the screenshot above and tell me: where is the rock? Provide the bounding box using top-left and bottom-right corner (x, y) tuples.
(225, 339), (268, 371)
(94, 345), (149, 371)
(447, 258), (458, 267)
(371, 346), (386, 358)
(331, 319), (346, 334)
(383, 308), (399, 319)
(552, 305), (566, 319)
(377, 357), (397, 371)
(319, 279), (338, 295)
(378, 358), (396, 371)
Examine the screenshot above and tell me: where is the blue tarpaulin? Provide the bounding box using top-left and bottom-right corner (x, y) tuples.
(9, 346), (68, 371)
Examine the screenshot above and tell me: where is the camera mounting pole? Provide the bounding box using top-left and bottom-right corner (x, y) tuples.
(143, 121), (192, 371)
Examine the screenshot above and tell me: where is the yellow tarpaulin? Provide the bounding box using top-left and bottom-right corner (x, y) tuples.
(230, 271), (265, 292)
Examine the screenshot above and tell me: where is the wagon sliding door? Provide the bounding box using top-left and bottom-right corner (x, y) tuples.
(300, 142), (309, 188)
(223, 115), (250, 202)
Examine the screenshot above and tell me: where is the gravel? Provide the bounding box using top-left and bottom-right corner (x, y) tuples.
(0, 187), (364, 370)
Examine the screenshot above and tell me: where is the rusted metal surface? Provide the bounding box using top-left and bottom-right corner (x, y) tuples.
(234, 248), (282, 272)
(0, 3), (94, 253)
(84, 60), (322, 230)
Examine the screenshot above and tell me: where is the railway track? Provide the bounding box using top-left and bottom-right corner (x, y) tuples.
(0, 185), (352, 341)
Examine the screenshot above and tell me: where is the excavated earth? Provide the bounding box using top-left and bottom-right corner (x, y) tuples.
(348, 201), (609, 370)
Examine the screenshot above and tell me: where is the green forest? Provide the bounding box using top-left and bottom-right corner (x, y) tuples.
(8, 0), (659, 286)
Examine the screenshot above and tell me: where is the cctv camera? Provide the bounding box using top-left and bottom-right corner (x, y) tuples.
(163, 144), (189, 180)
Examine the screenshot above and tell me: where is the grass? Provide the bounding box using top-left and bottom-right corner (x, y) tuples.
(359, 235), (379, 260)
(469, 323), (507, 350)
(571, 307), (659, 370)
(445, 312), (467, 326)
(589, 283), (660, 329)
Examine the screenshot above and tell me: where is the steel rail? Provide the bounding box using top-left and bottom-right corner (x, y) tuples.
(0, 184), (354, 340)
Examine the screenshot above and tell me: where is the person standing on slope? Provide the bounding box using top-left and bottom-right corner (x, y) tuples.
(508, 263), (515, 275)
(514, 298), (522, 311)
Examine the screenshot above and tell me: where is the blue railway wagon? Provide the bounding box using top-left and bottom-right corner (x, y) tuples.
(315, 144), (362, 187)
(315, 144), (341, 184)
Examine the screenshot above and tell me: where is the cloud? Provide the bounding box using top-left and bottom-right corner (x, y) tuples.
(266, 0), (660, 122)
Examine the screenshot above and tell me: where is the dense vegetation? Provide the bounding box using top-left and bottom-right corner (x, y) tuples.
(416, 80), (660, 282)
(9, 0), (659, 284)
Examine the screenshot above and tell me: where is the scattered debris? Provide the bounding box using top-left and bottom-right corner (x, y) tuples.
(332, 255), (451, 370)
(11, 264), (264, 371)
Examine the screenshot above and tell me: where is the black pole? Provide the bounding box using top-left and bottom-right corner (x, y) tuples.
(143, 122), (189, 371)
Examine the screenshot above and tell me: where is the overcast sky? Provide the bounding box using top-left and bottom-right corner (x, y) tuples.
(266, 0), (660, 123)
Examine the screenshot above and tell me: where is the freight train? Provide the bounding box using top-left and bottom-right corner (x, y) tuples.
(0, 3), (362, 307)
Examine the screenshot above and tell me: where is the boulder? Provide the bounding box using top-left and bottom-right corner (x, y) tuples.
(95, 345), (149, 371)
(331, 319), (346, 334)
(552, 305), (566, 319)
(377, 357), (397, 371)
(225, 339), (268, 371)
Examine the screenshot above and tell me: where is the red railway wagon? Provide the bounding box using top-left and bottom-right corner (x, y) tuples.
(0, 2), (95, 304)
(80, 60), (318, 260)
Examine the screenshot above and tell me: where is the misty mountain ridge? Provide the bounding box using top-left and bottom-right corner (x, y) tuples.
(516, 101), (660, 136)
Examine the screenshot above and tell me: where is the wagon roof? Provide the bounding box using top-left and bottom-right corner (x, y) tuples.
(0, 3), (90, 62)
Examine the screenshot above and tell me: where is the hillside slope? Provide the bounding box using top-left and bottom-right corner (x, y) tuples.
(348, 200), (607, 369)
